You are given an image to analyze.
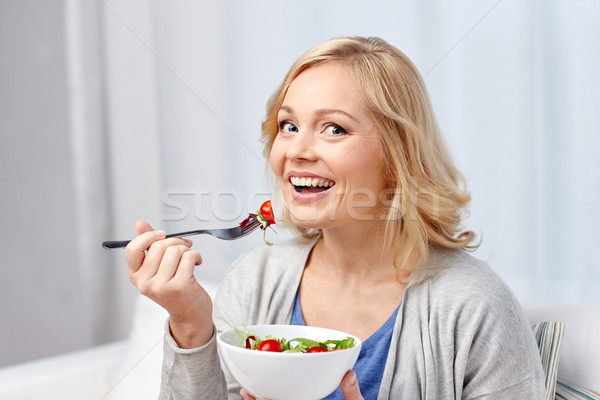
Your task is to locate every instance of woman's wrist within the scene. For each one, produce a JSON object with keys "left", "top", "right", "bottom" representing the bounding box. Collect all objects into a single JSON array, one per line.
[{"left": 169, "top": 316, "right": 214, "bottom": 349}]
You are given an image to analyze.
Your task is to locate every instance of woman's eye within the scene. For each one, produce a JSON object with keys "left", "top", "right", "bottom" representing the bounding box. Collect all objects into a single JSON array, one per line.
[
  {"left": 323, "top": 123, "right": 347, "bottom": 136},
  {"left": 280, "top": 121, "right": 298, "bottom": 133}
]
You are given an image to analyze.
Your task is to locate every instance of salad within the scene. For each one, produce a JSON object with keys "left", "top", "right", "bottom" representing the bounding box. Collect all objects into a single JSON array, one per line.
[
  {"left": 235, "top": 326, "right": 356, "bottom": 353},
  {"left": 240, "top": 200, "right": 276, "bottom": 245}
]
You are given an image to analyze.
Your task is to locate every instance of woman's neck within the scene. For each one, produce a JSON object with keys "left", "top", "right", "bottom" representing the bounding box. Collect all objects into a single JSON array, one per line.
[{"left": 309, "top": 220, "right": 414, "bottom": 285}]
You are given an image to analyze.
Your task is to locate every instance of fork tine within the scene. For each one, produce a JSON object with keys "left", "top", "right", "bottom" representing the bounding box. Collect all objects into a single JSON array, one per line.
[{"left": 241, "top": 219, "right": 262, "bottom": 236}]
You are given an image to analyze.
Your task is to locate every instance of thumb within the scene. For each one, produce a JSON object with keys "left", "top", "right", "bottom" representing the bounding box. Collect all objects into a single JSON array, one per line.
[
  {"left": 239, "top": 389, "right": 260, "bottom": 400},
  {"left": 341, "top": 370, "right": 363, "bottom": 400},
  {"left": 135, "top": 220, "right": 154, "bottom": 236}
]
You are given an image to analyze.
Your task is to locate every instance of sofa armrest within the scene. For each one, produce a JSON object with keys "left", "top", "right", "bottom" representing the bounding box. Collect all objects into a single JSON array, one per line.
[
  {"left": 522, "top": 303, "right": 600, "bottom": 392},
  {"left": 0, "top": 340, "right": 128, "bottom": 400}
]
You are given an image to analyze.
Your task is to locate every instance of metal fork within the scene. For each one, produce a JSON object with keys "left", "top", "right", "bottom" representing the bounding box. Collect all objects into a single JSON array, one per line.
[{"left": 101, "top": 218, "right": 262, "bottom": 249}]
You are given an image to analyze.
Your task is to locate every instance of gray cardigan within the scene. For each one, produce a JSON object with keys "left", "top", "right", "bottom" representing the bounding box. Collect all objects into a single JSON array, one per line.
[{"left": 160, "top": 239, "right": 546, "bottom": 399}]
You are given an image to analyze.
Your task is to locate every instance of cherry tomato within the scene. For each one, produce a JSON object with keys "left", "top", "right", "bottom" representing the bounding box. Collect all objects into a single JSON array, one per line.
[
  {"left": 257, "top": 339, "right": 283, "bottom": 352},
  {"left": 306, "top": 346, "right": 327, "bottom": 353},
  {"left": 259, "top": 200, "right": 276, "bottom": 226}
]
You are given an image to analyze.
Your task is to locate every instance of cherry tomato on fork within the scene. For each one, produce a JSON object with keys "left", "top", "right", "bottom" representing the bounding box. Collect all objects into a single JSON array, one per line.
[{"left": 258, "top": 200, "right": 275, "bottom": 226}]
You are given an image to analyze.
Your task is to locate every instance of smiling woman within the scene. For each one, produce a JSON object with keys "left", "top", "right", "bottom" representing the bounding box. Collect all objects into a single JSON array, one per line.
[
  {"left": 262, "top": 37, "right": 477, "bottom": 278},
  {"left": 126, "top": 36, "right": 547, "bottom": 400}
]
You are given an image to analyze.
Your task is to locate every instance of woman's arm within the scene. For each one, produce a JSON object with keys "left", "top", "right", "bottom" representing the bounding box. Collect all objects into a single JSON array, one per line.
[
  {"left": 126, "top": 220, "right": 228, "bottom": 399},
  {"left": 160, "top": 323, "right": 228, "bottom": 400}
]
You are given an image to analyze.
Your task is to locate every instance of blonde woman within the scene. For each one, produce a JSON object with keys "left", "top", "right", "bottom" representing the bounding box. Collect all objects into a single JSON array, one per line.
[{"left": 127, "top": 37, "right": 545, "bottom": 399}]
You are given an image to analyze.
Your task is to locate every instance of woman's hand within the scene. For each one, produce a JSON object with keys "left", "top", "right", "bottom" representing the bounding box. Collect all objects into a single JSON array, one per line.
[
  {"left": 239, "top": 370, "right": 363, "bottom": 400},
  {"left": 126, "top": 220, "right": 213, "bottom": 349},
  {"left": 339, "top": 371, "right": 364, "bottom": 399}
]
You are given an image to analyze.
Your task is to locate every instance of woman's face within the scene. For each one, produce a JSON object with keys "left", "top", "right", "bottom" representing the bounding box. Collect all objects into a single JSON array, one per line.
[{"left": 269, "top": 62, "right": 388, "bottom": 230}]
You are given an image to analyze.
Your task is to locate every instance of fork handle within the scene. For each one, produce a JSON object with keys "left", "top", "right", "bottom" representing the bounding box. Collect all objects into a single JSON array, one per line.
[
  {"left": 102, "top": 240, "right": 132, "bottom": 249},
  {"left": 102, "top": 229, "right": 208, "bottom": 249}
]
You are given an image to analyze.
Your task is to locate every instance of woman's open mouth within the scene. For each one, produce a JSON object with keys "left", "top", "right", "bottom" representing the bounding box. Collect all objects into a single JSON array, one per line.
[{"left": 290, "top": 176, "right": 336, "bottom": 194}]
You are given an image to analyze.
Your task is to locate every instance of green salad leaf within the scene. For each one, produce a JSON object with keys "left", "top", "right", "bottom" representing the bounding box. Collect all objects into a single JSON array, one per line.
[{"left": 234, "top": 326, "right": 355, "bottom": 353}]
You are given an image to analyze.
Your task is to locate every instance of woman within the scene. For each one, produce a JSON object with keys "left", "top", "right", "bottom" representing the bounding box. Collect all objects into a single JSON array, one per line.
[{"left": 126, "top": 37, "right": 545, "bottom": 399}]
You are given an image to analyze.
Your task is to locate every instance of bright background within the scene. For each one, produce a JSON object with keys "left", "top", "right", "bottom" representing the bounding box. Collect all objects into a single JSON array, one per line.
[{"left": 1, "top": 0, "right": 598, "bottom": 370}]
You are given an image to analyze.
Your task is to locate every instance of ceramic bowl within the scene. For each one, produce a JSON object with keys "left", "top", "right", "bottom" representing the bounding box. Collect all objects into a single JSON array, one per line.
[{"left": 217, "top": 324, "right": 362, "bottom": 400}]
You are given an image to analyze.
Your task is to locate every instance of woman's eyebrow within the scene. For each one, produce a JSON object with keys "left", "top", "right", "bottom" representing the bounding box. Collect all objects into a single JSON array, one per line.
[
  {"left": 315, "top": 108, "right": 359, "bottom": 123},
  {"left": 278, "top": 105, "right": 358, "bottom": 123},
  {"left": 278, "top": 105, "right": 294, "bottom": 115}
]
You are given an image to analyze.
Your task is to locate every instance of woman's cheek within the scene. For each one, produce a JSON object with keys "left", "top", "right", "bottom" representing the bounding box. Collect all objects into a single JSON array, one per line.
[{"left": 269, "top": 140, "right": 285, "bottom": 176}]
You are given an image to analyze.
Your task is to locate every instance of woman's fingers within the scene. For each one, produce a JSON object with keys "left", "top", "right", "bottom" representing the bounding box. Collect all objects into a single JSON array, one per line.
[
  {"left": 135, "top": 219, "right": 154, "bottom": 235},
  {"left": 126, "top": 229, "right": 167, "bottom": 275},
  {"left": 126, "top": 220, "right": 195, "bottom": 281},
  {"left": 174, "top": 249, "right": 203, "bottom": 279},
  {"left": 130, "top": 237, "right": 192, "bottom": 279},
  {"left": 154, "top": 245, "right": 201, "bottom": 283},
  {"left": 341, "top": 370, "right": 363, "bottom": 400},
  {"left": 239, "top": 390, "right": 259, "bottom": 400}
]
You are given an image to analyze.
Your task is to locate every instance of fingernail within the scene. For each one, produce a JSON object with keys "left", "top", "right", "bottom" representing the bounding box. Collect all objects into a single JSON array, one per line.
[{"left": 155, "top": 230, "right": 166, "bottom": 238}]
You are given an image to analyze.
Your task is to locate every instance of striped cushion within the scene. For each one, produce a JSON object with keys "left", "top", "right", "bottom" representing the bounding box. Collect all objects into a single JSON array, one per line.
[
  {"left": 555, "top": 380, "right": 600, "bottom": 400},
  {"left": 532, "top": 322, "right": 564, "bottom": 400}
]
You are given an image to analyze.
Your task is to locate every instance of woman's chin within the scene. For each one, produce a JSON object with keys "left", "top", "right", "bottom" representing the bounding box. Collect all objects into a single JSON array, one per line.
[
  {"left": 287, "top": 209, "right": 334, "bottom": 230},
  {"left": 290, "top": 217, "right": 325, "bottom": 230}
]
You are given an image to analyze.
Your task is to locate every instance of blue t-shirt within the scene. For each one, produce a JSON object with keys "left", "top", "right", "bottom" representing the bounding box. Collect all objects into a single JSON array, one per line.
[{"left": 290, "top": 291, "right": 399, "bottom": 400}]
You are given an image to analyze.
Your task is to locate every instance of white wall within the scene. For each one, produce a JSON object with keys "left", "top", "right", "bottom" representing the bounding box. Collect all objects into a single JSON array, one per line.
[{"left": 0, "top": 1, "right": 97, "bottom": 367}]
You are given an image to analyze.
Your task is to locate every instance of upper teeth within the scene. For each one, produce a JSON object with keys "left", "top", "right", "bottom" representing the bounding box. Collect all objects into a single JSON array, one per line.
[{"left": 290, "top": 176, "right": 334, "bottom": 188}]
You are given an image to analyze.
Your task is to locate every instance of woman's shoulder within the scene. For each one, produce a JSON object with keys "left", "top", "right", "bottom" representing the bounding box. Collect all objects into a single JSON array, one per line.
[
  {"left": 405, "top": 248, "right": 546, "bottom": 397},
  {"left": 405, "top": 247, "right": 538, "bottom": 358},
  {"left": 425, "top": 247, "right": 512, "bottom": 297},
  {"left": 412, "top": 247, "right": 524, "bottom": 320}
]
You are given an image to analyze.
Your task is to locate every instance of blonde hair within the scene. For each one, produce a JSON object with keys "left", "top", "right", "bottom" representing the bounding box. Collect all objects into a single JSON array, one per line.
[{"left": 261, "top": 36, "right": 478, "bottom": 284}]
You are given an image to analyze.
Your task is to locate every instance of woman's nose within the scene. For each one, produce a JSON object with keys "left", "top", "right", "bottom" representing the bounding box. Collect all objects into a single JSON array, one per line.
[{"left": 286, "top": 130, "right": 317, "bottom": 161}]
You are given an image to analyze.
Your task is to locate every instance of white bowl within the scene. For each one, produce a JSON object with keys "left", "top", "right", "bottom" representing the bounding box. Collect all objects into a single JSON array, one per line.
[{"left": 217, "top": 324, "right": 362, "bottom": 400}]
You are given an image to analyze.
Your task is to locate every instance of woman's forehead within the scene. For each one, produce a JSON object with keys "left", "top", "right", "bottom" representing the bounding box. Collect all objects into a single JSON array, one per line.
[{"left": 282, "top": 62, "right": 368, "bottom": 117}]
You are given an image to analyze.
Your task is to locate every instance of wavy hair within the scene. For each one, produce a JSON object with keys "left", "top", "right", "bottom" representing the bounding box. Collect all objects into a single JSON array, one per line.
[{"left": 261, "top": 36, "right": 478, "bottom": 284}]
